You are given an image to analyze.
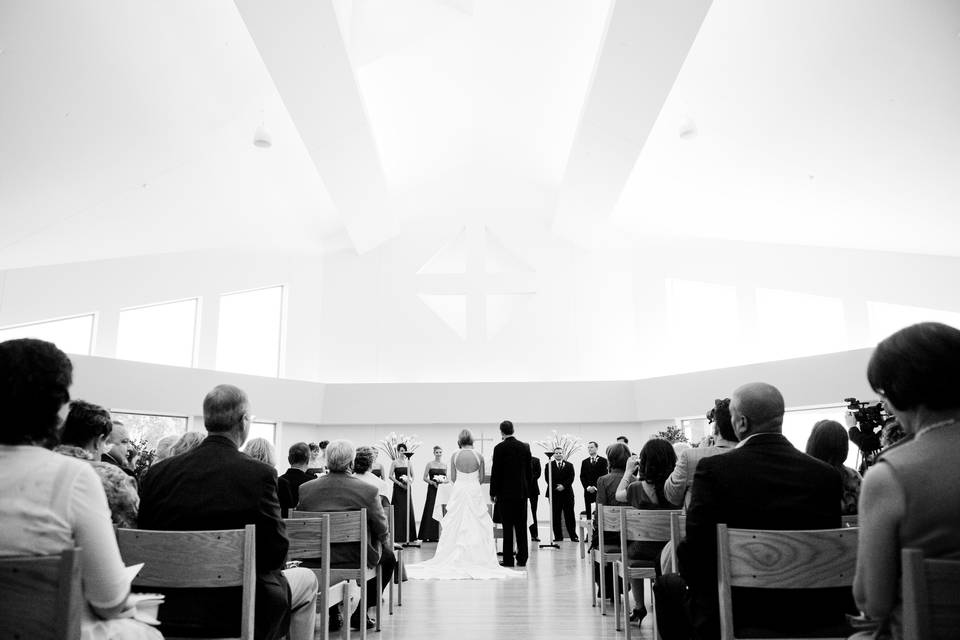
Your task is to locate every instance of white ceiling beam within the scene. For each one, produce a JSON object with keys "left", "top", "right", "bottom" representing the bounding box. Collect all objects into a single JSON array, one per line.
[
  {"left": 552, "top": 0, "right": 713, "bottom": 245},
  {"left": 234, "top": 0, "right": 396, "bottom": 253}
]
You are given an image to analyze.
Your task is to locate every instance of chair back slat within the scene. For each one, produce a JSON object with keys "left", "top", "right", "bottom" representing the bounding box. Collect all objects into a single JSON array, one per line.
[
  {"left": 291, "top": 509, "right": 365, "bottom": 544},
  {"left": 599, "top": 505, "right": 622, "bottom": 533},
  {"left": 284, "top": 516, "right": 331, "bottom": 561},
  {"left": 118, "top": 527, "right": 249, "bottom": 588},
  {"left": 902, "top": 548, "right": 960, "bottom": 640},
  {"left": 621, "top": 509, "right": 677, "bottom": 543},
  {"left": 721, "top": 526, "right": 858, "bottom": 589},
  {"left": 0, "top": 548, "right": 81, "bottom": 640},
  {"left": 670, "top": 511, "right": 687, "bottom": 570}
]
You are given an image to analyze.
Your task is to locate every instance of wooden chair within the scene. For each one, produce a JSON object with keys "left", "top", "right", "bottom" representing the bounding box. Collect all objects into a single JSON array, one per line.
[
  {"left": 284, "top": 516, "right": 354, "bottom": 640},
  {"left": 716, "top": 524, "right": 858, "bottom": 640},
  {"left": 590, "top": 505, "right": 623, "bottom": 614},
  {"left": 841, "top": 515, "right": 858, "bottom": 528},
  {"left": 0, "top": 548, "right": 82, "bottom": 640},
  {"left": 117, "top": 526, "right": 256, "bottom": 640},
  {"left": 577, "top": 514, "right": 592, "bottom": 560},
  {"left": 669, "top": 511, "right": 687, "bottom": 574},
  {"left": 612, "top": 509, "right": 678, "bottom": 640},
  {"left": 902, "top": 548, "right": 960, "bottom": 640},
  {"left": 291, "top": 509, "right": 381, "bottom": 640},
  {"left": 386, "top": 506, "right": 403, "bottom": 613}
]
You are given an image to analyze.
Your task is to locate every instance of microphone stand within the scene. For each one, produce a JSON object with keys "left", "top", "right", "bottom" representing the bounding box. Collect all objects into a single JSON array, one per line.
[{"left": 539, "top": 453, "right": 560, "bottom": 550}]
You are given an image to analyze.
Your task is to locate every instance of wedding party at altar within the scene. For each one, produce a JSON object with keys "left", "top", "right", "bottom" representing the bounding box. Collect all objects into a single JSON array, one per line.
[{"left": 2, "top": 1, "right": 959, "bottom": 639}]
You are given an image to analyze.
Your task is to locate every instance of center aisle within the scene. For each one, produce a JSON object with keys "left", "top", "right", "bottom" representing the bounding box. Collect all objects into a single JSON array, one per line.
[{"left": 376, "top": 540, "right": 657, "bottom": 640}]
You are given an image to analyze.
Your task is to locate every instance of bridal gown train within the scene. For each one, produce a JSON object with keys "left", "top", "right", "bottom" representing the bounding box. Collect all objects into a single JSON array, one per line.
[{"left": 405, "top": 452, "right": 525, "bottom": 580}]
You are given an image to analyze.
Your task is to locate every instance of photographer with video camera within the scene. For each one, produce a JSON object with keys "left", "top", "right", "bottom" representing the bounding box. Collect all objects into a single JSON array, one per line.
[{"left": 851, "top": 322, "right": 960, "bottom": 639}]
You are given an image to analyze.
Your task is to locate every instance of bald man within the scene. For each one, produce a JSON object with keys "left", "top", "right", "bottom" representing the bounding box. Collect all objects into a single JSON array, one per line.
[{"left": 658, "top": 383, "right": 849, "bottom": 639}]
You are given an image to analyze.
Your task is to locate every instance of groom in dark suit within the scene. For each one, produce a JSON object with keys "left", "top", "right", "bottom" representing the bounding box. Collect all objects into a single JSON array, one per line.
[
  {"left": 546, "top": 447, "right": 578, "bottom": 542},
  {"left": 490, "top": 420, "right": 534, "bottom": 567}
]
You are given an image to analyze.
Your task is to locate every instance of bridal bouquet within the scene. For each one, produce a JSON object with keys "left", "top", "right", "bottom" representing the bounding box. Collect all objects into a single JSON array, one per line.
[
  {"left": 377, "top": 432, "right": 423, "bottom": 461},
  {"left": 534, "top": 430, "right": 584, "bottom": 461}
]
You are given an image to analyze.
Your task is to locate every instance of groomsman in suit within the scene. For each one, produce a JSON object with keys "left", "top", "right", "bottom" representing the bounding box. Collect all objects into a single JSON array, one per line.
[
  {"left": 546, "top": 447, "right": 578, "bottom": 542},
  {"left": 579, "top": 441, "right": 607, "bottom": 516},
  {"left": 529, "top": 456, "right": 542, "bottom": 541}
]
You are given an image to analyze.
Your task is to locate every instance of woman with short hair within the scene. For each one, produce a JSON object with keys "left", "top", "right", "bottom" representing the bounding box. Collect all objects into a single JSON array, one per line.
[{"left": 806, "top": 419, "right": 861, "bottom": 515}]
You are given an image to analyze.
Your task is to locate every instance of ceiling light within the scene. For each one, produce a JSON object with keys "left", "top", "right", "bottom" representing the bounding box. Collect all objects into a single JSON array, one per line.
[{"left": 253, "top": 124, "right": 272, "bottom": 148}]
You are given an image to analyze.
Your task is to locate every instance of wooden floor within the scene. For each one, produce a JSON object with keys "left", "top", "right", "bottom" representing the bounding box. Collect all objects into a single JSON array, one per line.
[{"left": 365, "top": 540, "right": 657, "bottom": 640}]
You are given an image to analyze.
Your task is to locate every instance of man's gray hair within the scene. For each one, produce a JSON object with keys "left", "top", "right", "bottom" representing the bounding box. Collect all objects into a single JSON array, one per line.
[
  {"left": 203, "top": 384, "right": 248, "bottom": 433},
  {"left": 325, "top": 439, "right": 356, "bottom": 472}
]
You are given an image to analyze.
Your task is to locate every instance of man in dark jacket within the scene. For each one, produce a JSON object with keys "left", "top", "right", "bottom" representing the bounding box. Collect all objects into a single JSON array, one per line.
[
  {"left": 277, "top": 442, "right": 317, "bottom": 517},
  {"left": 667, "top": 382, "right": 847, "bottom": 639},
  {"left": 139, "top": 385, "right": 317, "bottom": 640},
  {"left": 490, "top": 420, "right": 534, "bottom": 567},
  {"left": 529, "top": 455, "right": 542, "bottom": 541},
  {"left": 546, "top": 447, "right": 578, "bottom": 542},
  {"left": 579, "top": 440, "right": 608, "bottom": 516}
]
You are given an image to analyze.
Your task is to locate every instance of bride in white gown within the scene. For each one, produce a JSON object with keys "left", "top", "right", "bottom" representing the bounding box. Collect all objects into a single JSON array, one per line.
[{"left": 406, "top": 431, "right": 525, "bottom": 580}]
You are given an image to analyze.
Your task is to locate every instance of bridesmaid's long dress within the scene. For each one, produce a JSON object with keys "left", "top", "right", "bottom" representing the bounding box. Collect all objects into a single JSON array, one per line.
[
  {"left": 418, "top": 468, "right": 445, "bottom": 542},
  {"left": 392, "top": 465, "right": 417, "bottom": 543}
]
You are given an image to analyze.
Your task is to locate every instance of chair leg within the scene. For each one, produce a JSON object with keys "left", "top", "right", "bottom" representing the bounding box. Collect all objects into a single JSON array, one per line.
[
  {"left": 340, "top": 599, "right": 350, "bottom": 640},
  {"left": 650, "top": 577, "right": 660, "bottom": 640},
  {"left": 613, "top": 562, "right": 622, "bottom": 631},
  {"left": 359, "top": 577, "right": 367, "bottom": 640},
  {"left": 388, "top": 570, "right": 394, "bottom": 615},
  {"left": 624, "top": 573, "right": 632, "bottom": 640},
  {"left": 319, "top": 592, "right": 329, "bottom": 640},
  {"left": 591, "top": 555, "right": 598, "bottom": 608},
  {"left": 600, "top": 560, "right": 608, "bottom": 615},
  {"left": 375, "top": 570, "right": 382, "bottom": 632},
  {"left": 396, "top": 555, "right": 403, "bottom": 607}
]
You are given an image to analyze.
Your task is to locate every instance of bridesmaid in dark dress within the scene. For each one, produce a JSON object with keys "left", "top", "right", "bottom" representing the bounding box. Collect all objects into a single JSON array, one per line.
[
  {"left": 390, "top": 443, "right": 418, "bottom": 543},
  {"left": 418, "top": 446, "right": 447, "bottom": 542}
]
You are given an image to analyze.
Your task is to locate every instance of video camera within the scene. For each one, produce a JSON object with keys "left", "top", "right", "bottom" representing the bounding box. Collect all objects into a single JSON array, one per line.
[{"left": 845, "top": 397, "right": 887, "bottom": 454}]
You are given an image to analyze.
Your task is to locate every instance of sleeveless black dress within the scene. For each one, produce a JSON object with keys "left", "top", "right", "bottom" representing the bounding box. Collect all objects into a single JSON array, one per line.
[
  {"left": 418, "top": 467, "right": 446, "bottom": 542},
  {"left": 392, "top": 465, "right": 418, "bottom": 543}
]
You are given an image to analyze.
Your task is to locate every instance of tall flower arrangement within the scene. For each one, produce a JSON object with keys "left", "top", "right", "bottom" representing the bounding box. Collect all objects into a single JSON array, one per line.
[
  {"left": 653, "top": 424, "right": 689, "bottom": 444},
  {"left": 130, "top": 436, "right": 157, "bottom": 483},
  {"left": 534, "top": 430, "right": 584, "bottom": 461},
  {"left": 377, "top": 432, "right": 423, "bottom": 460}
]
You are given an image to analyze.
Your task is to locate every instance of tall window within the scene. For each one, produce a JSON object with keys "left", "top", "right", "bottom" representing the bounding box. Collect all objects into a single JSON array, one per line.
[
  {"left": 867, "top": 301, "right": 960, "bottom": 344},
  {"left": 755, "top": 288, "right": 846, "bottom": 361},
  {"left": 116, "top": 298, "right": 199, "bottom": 367},
  {"left": 244, "top": 420, "right": 278, "bottom": 449},
  {"left": 111, "top": 411, "right": 189, "bottom": 450},
  {"left": 0, "top": 314, "right": 95, "bottom": 355},
  {"left": 216, "top": 286, "right": 284, "bottom": 377}
]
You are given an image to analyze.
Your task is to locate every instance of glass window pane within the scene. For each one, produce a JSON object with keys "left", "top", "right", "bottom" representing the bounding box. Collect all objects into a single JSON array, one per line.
[
  {"left": 117, "top": 299, "right": 198, "bottom": 367},
  {"left": 0, "top": 314, "right": 95, "bottom": 355},
  {"left": 216, "top": 286, "right": 284, "bottom": 377},
  {"left": 111, "top": 412, "right": 189, "bottom": 451},
  {"left": 665, "top": 279, "right": 740, "bottom": 373},
  {"left": 755, "top": 288, "right": 846, "bottom": 361},
  {"left": 245, "top": 421, "right": 277, "bottom": 448},
  {"left": 867, "top": 301, "right": 960, "bottom": 345}
]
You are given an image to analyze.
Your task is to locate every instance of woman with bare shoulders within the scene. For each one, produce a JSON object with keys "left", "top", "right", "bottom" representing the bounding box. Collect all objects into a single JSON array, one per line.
[{"left": 406, "top": 429, "right": 524, "bottom": 580}]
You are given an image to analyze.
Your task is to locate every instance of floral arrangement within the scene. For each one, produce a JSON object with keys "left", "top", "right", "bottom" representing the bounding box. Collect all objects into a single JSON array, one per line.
[
  {"left": 377, "top": 432, "right": 423, "bottom": 461},
  {"left": 534, "top": 430, "right": 583, "bottom": 461},
  {"left": 653, "top": 424, "right": 689, "bottom": 444},
  {"left": 129, "top": 436, "right": 157, "bottom": 483}
]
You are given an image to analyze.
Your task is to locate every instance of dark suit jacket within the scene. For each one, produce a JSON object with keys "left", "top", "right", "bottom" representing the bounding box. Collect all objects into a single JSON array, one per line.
[
  {"left": 489, "top": 436, "right": 533, "bottom": 501},
  {"left": 277, "top": 467, "right": 316, "bottom": 518},
  {"left": 580, "top": 456, "right": 608, "bottom": 489},
  {"left": 138, "top": 435, "right": 290, "bottom": 640},
  {"left": 545, "top": 459, "right": 575, "bottom": 498},
  {"left": 296, "top": 472, "right": 389, "bottom": 569},
  {"left": 530, "top": 457, "right": 542, "bottom": 497},
  {"left": 679, "top": 433, "right": 846, "bottom": 637}
]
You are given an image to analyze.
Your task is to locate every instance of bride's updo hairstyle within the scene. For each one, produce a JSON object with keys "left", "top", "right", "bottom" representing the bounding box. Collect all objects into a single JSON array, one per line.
[{"left": 458, "top": 429, "right": 474, "bottom": 448}]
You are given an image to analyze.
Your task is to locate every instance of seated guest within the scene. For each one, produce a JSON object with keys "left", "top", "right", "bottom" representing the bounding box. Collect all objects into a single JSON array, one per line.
[
  {"left": 277, "top": 442, "right": 317, "bottom": 518},
  {"left": 139, "top": 384, "right": 317, "bottom": 640},
  {"left": 592, "top": 442, "right": 631, "bottom": 599},
  {"left": 298, "top": 440, "right": 397, "bottom": 631},
  {"left": 154, "top": 433, "right": 180, "bottom": 461},
  {"left": 805, "top": 419, "right": 861, "bottom": 515},
  {"left": 0, "top": 339, "right": 161, "bottom": 640},
  {"left": 616, "top": 435, "right": 629, "bottom": 445},
  {"left": 354, "top": 445, "right": 391, "bottom": 507},
  {"left": 167, "top": 431, "right": 204, "bottom": 458},
  {"left": 658, "top": 382, "right": 846, "bottom": 640},
  {"left": 852, "top": 322, "right": 960, "bottom": 639},
  {"left": 101, "top": 419, "right": 136, "bottom": 479},
  {"left": 55, "top": 399, "right": 139, "bottom": 528},
  {"left": 664, "top": 398, "right": 737, "bottom": 510},
  {"left": 306, "top": 440, "right": 328, "bottom": 475},
  {"left": 243, "top": 437, "right": 277, "bottom": 467},
  {"left": 615, "top": 438, "right": 678, "bottom": 626}
]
